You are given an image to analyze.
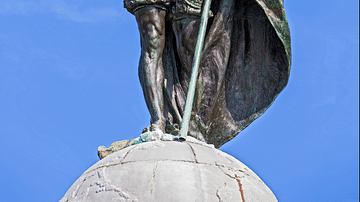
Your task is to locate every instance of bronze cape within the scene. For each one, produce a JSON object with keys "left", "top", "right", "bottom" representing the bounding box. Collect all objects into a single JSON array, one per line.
[{"left": 155, "top": 0, "right": 291, "bottom": 148}]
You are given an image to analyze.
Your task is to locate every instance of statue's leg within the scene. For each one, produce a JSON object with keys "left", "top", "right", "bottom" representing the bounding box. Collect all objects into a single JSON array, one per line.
[
  {"left": 172, "top": 18, "right": 207, "bottom": 141},
  {"left": 172, "top": 18, "right": 200, "bottom": 90},
  {"left": 135, "top": 7, "right": 166, "bottom": 132},
  {"left": 172, "top": 18, "right": 202, "bottom": 106}
]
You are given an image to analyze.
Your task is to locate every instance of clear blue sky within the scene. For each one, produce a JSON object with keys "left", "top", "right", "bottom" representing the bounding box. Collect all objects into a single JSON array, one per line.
[{"left": 0, "top": 0, "right": 358, "bottom": 201}]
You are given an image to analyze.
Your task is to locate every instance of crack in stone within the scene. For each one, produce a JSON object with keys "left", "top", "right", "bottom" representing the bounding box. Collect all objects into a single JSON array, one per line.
[
  {"left": 85, "top": 158, "right": 245, "bottom": 179},
  {"left": 83, "top": 145, "right": 138, "bottom": 175},
  {"left": 225, "top": 156, "right": 234, "bottom": 163},
  {"left": 122, "top": 159, "right": 196, "bottom": 164},
  {"left": 80, "top": 157, "right": 248, "bottom": 200},
  {"left": 185, "top": 140, "right": 215, "bottom": 148},
  {"left": 216, "top": 165, "right": 246, "bottom": 202},
  {"left": 216, "top": 187, "right": 222, "bottom": 202},
  {"left": 150, "top": 162, "right": 158, "bottom": 202},
  {"left": 215, "top": 164, "right": 236, "bottom": 178},
  {"left": 120, "top": 145, "right": 138, "bottom": 164},
  {"left": 73, "top": 176, "right": 87, "bottom": 199},
  {"left": 186, "top": 142, "right": 199, "bottom": 163},
  {"left": 235, "top": 174, "right": 246, "bottom": 202},
  {"left": 87, "top": 143, "right": 244, "bottom": 176}
]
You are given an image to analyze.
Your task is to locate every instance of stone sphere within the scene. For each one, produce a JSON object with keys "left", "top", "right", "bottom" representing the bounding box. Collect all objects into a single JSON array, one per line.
[{"left": 60, "top": 139, "right": 277, "bottom": 202}]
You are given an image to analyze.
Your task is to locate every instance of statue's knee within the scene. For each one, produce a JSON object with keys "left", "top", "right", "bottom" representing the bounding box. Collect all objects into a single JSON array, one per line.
[{"left": 145, "top": 33, "right": 164, "bottom": 58}]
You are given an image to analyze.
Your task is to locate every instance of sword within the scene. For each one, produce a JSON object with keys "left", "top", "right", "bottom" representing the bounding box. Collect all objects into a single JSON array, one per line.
[{"left": 179, "top": 0, "right": 213, "bottom": 141}]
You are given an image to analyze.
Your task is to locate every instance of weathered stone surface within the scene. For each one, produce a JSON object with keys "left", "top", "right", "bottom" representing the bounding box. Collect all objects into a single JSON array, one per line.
[
  {"left": 124, "top": 141, "right": 194, "bottom": 163},
  {"left": 97, "top": 132, "right": 180, "bottom": 159},
  {"left": 60, "top": 140, "right": 277, "bottom": 202}
]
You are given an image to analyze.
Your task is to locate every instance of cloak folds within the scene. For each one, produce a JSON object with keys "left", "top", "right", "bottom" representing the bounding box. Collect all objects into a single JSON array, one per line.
[{"left": 161, "top": 0, "right": 291, "bottom": 148}]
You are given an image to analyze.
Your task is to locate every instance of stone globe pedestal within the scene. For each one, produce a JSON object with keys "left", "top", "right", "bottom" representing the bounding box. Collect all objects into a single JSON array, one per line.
[{"left": 60, "top": 139, "right": 277, "bottom": 202}]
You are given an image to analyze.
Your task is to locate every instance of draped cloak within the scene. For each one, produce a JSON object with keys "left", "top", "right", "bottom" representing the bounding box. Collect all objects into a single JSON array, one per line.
[{"left": 159, "top": 0, "right": 291, "bottom": 148}]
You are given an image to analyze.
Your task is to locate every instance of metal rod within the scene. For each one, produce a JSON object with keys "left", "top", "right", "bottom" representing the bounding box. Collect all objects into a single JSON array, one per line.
[{"left": 178, "top": 0, "right": 213, "bottom": 141}]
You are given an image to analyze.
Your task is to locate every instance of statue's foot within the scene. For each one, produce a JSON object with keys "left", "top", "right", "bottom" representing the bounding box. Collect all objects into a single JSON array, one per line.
[
  {"left": 142, "top": 124, "right": 164, "bottom": 133},
  {"left": 97, "top": 124, "right": 177, "bottom": 160},
  {"left": 165, "top": 123, "right": 180, "bottom": 136},
  {"left": 142, "top": 125, "right": 151, "bottom": 133},
  {"left": 140, "top": 124, "right": 179, "bottom": 142},
  {"left": 141, "top": 124, "right": 164, "bottom": 142}
]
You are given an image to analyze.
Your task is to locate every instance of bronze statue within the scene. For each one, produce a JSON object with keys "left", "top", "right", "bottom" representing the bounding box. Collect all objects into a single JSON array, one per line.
[{"left": 124, "top": 0, "right": 291, "bottom": 148}]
